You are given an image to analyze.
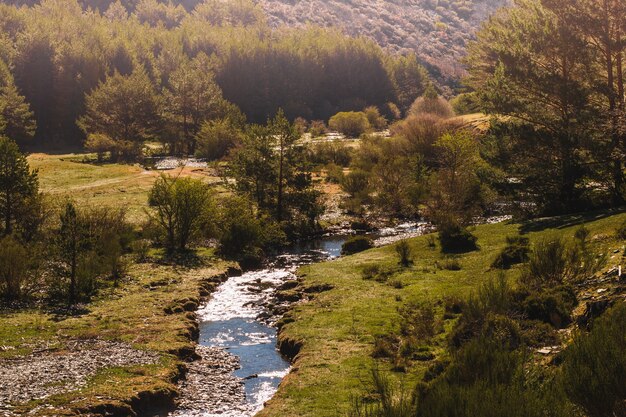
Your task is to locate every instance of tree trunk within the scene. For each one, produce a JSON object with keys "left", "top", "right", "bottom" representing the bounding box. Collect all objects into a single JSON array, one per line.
[{"left": 277, "top": 138, "right": 284, "bottom": 221}]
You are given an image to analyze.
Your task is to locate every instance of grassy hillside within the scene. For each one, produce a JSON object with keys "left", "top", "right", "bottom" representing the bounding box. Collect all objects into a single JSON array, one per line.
[
  {"left": 259, "top": 210, "right": 626, "bottom": 417},
  {"left": 257, "top": 0, "right": 510, "bottom": 82}
]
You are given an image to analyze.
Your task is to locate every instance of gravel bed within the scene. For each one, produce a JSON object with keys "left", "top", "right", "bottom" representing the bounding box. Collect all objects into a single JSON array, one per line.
[
  {"left": 170, "top": 346, "right": 251, "bottom": 417},
  {"left": 0, "top": 339, "right": 159, "bottom": 414}
]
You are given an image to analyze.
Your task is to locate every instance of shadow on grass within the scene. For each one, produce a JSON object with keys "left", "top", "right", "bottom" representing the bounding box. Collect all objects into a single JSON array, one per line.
[{"left": 519, "top": 207, "right": 626, "bottom": 234}]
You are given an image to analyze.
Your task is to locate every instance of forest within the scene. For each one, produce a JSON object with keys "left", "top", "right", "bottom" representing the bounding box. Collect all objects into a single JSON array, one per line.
[
  {"left": 0, "top": 0, "right": 428, "bottom": 149},
  {"left": 0, "top": 0, "right": 625, "bottom": 416}
]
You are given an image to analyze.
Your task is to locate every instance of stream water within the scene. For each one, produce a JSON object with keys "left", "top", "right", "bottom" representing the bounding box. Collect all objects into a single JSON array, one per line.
[{"left": 176, "top": 222, "right": 433, "bottom": 417}]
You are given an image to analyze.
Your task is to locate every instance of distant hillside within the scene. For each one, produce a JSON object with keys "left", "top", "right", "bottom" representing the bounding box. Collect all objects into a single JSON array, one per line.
[{"left": 255, "top": 0, "right": 510, "bottom": 83}]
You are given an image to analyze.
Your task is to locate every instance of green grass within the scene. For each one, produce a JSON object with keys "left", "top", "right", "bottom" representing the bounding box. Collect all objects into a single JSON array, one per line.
[
  {"left": 28, "top": 153, "right": 222, "bottom": 223},
  {"left": 259, "top": 210, "right": 626, "bottom": 417}
]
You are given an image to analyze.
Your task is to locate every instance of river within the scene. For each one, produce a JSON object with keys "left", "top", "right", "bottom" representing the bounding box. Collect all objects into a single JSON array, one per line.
[{"left": 170, "top": 222, "right": 433, "bottom": 417}]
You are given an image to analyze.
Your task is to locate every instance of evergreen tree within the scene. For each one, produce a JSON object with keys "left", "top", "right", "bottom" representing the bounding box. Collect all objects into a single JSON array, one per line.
[
  {"left": 0, "top": 136, "right": 38, "bottom": 236},
  {"left": 78, "top": 69, "right": 161, "bottom": 153}
]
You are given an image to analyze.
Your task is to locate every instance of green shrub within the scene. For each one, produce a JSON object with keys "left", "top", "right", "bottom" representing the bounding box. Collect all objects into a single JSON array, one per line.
[
  {"left": 492, "top": 236, "right": 529, "bottom": 269},
  {"left": 308, "top": 120, "right": 327, "bottom": 137},
  {"left": 341, "top": 170, "right": 370, "bottom": 197},
  {"left": 395, "top": 240, "right": 413, "bottom": 267},
  {"left": 522, "top": 235, "right": 605, "bottom": 290},
  {"left": 561, "top": 302, "right": 626, "bottom": 417},
  {"left": 218, "top": 196, "right": 286, "bottom": 261},
  {"left": 363, "top": 106, "right": 388, "bottom": 130},
  {"left": 399, "top": 302, "right": 438, "bottom": 341},
  {"left": 148, "top": 175, "right": 217, "bottom": 251},
  {"left": 481, "top": 313, "right": 522, "bottom": 349},
  {"left": 342, "top": 236, "right": 374, "bottom": 255},
  {"left": 438, "top": 222, "right": 478, "bottom": 253},
  {"left": 131, "top": 239, "right": 151, "bottom": 262},
  {"left": 415, "top": 337, "right": 573, "bottom": 417},
  {"left": 329, "top": 111, "right": 371, "bottom": 137},
  {"left": 325, "top": 163, "right": 344, "bottom": 184},
  {"left": 195, "top": 118, "right": 243, "bottom": 161},
  {"left": 361, "top": 264, "right": 394, "bottom": 282},
  {"left": 521, "top": 286, "right": 577, "bottom": 328}
]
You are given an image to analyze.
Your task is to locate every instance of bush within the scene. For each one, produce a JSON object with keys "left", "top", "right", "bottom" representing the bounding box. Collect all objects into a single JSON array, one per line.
[
  {"left": 148, "top": 175, "right": 216, "bottom": 251},
  {"left": 522, "top": 286, "right": 577, "bottom": 328},
  {"left": 342, "top": 235, "right": 374, "bottom": 255},
  {"left": 341, "top": 170, "right": 370, "bottom": 197},
  {"left": 195, "top": 118, "right": 243, "bottom": 161},
  {"left": 308, "top": 120, "right": 328, "bottom": 137},
  {"left": 492, "top": 236, "right": 529, "bottom": 269},
  {"left": 361, "top": 264, "right": 394, "bottom": 282},
  {"left": 395, "top": 240, "right": 413, "bottom": 267},
  {"left": 408, "top": 86, "right": 455, "bottom": 119},
  {"left": 131, "top": 239, "right": 151, "bottom": 262},
  {"left": 363, "top": 106, "right": 388, "bottom": 130},
  {"left": 561, "top": 302, "right": 626, "bottom": 417},
  {"left": 521, "top": 234, "right": 605, "bottom": 290},
  {"left": 217, "top": 196, "right": 286, "bottom": 261},
  {"left": 329, "top": 111, "right": 371, "bottom": 137},
  {"left": 438, "top": 222, "right": 478, "bottom": 253},
  {"left": 51, "top": 203, "right": 132, "bottom": 303},
  {"left": 415, "top": 336, "right": 572, "bottom": 417},
  {"left": 325, "top": 163, "right": 344, "bottom": 184},
  {"left": 308, "top": 142, "right": 353, "bottom": 167},
  {"left": 0, "top": 236, "right": 31, "bottom": 301}
]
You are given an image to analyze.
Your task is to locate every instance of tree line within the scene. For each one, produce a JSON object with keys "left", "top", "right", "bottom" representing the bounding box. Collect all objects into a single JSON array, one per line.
[{"left": 0, "top": 0, "right": 429, "bottom": 150}]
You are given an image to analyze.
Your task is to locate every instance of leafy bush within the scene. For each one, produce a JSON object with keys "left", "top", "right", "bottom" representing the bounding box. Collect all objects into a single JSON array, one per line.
[
  {"left": 399, "top": 301, "right": 439, "bottom": 342},
  {"left": 521, "top": 286, "right": 577, "bottom": 328},
  {"left": 342, "top": 236, "right": 374, "bottom": 255},
  {"left": 361, "top": 264, "right": 395, "bottom": 282},
  {"left": 308, "top": 142, "right": 353, "bottom": 167},
  {"left": 492, "top": 236, "right": 529, "bottom": 269},
  {"left": 363, "top": 106, "right": 388, "bottom": 130},
  {"left": 50, "top": 203, "right": 132, "bottom": 303},
  {"left": 450, "top": 274, "right": 512, "bottom": 348},
  {"left": 148, "top": 175, "right": 216, "bottom": 251},
  {"left": 195, "top": 118, "right": 243, "bottom": 161},
  {"left": 415, "top": 336, "right": 572, "bottom": 417},
  {"left": 329, "top": 111, "right": 371, "bottom": 137},
  {"left": 395, "top": 240, "right": 413, "bottom": 267},
  {"left": 217, "top": 195, "right": 286, "bottom": 263},
  {"left": 521, "top": 233, "right": 605, "bottom": 290},
  {"left": 561, "top": 302, "right": 626, "bottom": 417},
  {"left": 308, "top": 120, "right": 328, "bottom": 137},
  {"left": 438, "top": 222, "right": 478, "bottom": 253},
  {"left": 341, "top": 170, "right": 370, "bottom": 197},
  {"left": 408, "top": 86, "right": 455, "bottom": 119},
  {"left": 325, "top": 163, "right": 344, "bottom": 184}
]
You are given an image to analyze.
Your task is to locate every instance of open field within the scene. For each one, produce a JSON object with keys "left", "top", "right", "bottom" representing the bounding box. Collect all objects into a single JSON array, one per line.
[
  {"left": 28, "top": 154, "right": 222, "bottom": 223},
  {"left": 259, "top": 210, "right": 626, "bottom": 417}
]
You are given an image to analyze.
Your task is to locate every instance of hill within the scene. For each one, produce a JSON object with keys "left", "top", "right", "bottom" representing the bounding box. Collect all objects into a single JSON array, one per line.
[{"left": 256, "top": 0, "right": 510, "bottom": 83}]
